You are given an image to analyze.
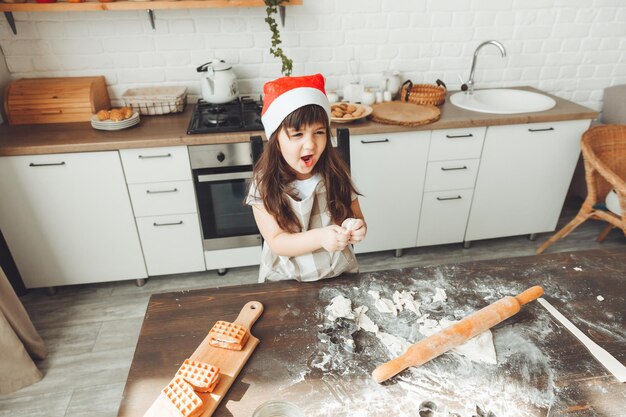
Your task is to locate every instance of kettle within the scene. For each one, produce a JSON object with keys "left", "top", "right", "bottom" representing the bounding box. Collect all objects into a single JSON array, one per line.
[{"left": 196, "top": 59, "right": 239, "bottom": 104}]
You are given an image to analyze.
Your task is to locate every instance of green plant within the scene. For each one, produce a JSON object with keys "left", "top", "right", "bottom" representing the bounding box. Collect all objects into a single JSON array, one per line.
[{"left": 265, "top": 0, "right": 293, "bottom": 76}]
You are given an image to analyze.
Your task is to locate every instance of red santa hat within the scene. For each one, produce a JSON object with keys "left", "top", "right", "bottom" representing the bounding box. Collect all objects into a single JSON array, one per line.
[{"left": 261, "top": 73, "right": 331, "bottom": 138}]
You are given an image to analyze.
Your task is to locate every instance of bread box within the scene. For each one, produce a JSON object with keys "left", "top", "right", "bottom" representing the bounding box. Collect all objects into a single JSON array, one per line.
[{"left": 4, "top": 76, "right": 111, "bottom": 125}]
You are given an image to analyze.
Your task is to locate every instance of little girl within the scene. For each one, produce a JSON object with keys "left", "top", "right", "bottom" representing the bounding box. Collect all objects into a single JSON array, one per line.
[{"left": 246, "top": 73, "right": 367, "bottom": 282}]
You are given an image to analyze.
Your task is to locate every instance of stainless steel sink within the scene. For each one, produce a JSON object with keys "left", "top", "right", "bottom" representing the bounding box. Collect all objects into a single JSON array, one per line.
[{"left": 450, "top": 89, "right": 556, "bottom": 114}]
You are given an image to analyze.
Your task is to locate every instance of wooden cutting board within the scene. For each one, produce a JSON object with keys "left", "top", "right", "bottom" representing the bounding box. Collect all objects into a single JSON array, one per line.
[
  {"left": 370, "top": 101, "right": 440, "bottom": 126},
  {"left": 143, "top": 301, "right": 264, "bottom": 417}
]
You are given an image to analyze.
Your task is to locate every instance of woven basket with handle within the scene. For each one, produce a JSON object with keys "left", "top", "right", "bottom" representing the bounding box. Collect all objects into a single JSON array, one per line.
[{"left": 400, "top": 79, "right": 447, "bottom": 106}]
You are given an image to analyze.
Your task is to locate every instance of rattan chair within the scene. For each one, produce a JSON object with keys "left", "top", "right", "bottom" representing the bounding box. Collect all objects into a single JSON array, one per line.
[{"left": 536, "top": 125, "right": 626, "bottom": 255}]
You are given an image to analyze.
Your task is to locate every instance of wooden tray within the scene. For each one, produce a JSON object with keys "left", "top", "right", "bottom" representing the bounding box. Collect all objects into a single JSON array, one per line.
[
  {"left": 143, "top": 301, "right": 264, "bottom": 417},
  {"left": 370, "top": 101, "right": 440, "bottom": 126}
]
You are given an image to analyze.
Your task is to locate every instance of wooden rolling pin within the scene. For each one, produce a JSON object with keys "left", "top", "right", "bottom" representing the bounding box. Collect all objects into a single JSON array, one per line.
[{"left": 372, "top": 285, "right": 544, "bottom": 383}]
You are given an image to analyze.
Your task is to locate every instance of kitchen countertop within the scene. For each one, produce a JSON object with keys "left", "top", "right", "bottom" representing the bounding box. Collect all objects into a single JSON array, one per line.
[
  {"left": 117, "top": 248, "right": 625, "bottom": 417},
  {"left": 0, "top": 87, "right": 597, "bottom": 157}
]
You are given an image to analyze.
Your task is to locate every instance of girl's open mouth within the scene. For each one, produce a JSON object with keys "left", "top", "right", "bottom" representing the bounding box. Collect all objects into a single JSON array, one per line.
[{"left": 301, "top": 155, "right": 314, "bottom": 167}]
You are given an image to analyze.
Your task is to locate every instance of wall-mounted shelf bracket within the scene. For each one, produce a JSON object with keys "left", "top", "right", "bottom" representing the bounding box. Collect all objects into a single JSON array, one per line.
[
  {"left": 147, "top": 9, "right": 156, "bottom": 30},
  {"left": 4, "top": 11, "right": 17, "bottom": 35},
  {"left": 279, "top": 5, "right": 285, "bottom": 27}
]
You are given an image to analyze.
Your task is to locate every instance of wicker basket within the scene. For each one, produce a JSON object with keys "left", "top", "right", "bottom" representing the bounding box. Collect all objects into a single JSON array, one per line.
[
  {"left": 122, "top": 86, "right": 187, "bottom": 116},
  {"left": 400, "top": 79, "right": 447, "bottom": 106}
]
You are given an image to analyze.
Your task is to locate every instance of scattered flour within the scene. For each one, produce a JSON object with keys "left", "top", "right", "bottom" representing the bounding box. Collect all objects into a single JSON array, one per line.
[
  {"left": 432, "top": 287, "right": 448, "bottom": 303},
  {"left": 326, "top": 295, "right": 354, "bottom": 321},
  {"left": 368, "top": 290, "right": 380, "bottom": 300},
  {"left": 326, "top": 289, "right": 498, "bottom": 365},
  {"left": 284, "top": 265, "right": 568, "bottom": 417},
  {"left": 353, "top": 306, "right": 378, "bottom": 333},
  {"left": 375, "top": 332, "right": 411, "bottom": 357},
  {"left": 393, "top": 290, "right": 421, "bottom": 315},
  {"left": 374, "top": 297, "right": 397, "bottom": 315},
  {"left": 419, "top": 318, "right": 497, "bottom": 365}
]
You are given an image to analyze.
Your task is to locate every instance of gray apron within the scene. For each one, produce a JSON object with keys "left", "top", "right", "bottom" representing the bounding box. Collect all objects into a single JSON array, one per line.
[{"left": 259, "top": 180, "right": 358, "bottom": 282}]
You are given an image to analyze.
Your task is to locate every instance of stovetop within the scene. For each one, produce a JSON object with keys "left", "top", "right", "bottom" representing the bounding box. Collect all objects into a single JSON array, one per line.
[{"left": 186, "top": 96, "right": 264, "bottom": 135}]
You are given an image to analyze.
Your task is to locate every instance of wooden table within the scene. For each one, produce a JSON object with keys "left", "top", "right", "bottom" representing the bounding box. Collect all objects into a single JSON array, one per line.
[{"left": 117, "top": 249, "right": 626, "bottom": 417}]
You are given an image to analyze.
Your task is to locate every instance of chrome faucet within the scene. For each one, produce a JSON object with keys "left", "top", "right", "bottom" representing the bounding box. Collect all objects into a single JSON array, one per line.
[{"left": 464, "top": 40, "right": 507, "bottom": 95}]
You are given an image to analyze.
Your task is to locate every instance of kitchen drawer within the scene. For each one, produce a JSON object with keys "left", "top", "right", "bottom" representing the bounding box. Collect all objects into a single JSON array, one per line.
[
  {"left": 204, "top": 246, "right": 261, "bottom": 271},
  {"left": 424, "top": 159, "right": 480, "bottom": 192},
  {"left": 416, "top": 189, "right": 473, "bottom": 247},
  {"left": 120, "top": 146, "right": 192, "bottom": 184},
  {"left": 128, "top": 180, "right": 197, "bottom": 217},
  {"left": 136, "top": 213, "right": 205, "bottom": 276},
  {"left": 429, "top": 127, "right": 486, "bottom": 161}
]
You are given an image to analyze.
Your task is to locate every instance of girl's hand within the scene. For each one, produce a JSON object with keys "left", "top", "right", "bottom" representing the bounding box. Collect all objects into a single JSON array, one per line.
[
  {"left": 320, "top": 225, "right": 350, "bottom": 252},
  {"left": 342, "top": 218, "right": 367, "bottom": 244}
]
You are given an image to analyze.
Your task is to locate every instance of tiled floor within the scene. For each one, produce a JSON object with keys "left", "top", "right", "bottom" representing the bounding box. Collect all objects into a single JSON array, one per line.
[{"left": 1, "top": 200, "right": 625, "bottom": 417}]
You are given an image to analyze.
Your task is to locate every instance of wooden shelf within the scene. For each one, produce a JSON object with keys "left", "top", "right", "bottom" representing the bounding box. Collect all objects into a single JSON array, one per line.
[{"left": 0, "top": 0, "right": 301, "bottom": 13}]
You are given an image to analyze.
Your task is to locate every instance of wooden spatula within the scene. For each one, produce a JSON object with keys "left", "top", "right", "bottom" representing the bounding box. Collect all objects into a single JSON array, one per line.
[{"left": 372, "top": 286, "right": 544, "bottom": 383}]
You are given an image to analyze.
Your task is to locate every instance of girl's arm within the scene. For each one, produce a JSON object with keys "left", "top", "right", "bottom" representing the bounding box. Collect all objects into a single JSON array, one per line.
[{"left": 251, "top": 204, "right": 350, "bottom": 257}]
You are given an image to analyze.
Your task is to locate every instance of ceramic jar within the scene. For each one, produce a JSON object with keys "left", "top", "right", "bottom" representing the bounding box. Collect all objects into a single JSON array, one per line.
[
  {"left": 361, "top": 90, "right": 376, "bottom": 106},
  {"left": 380, "top": 70, "right": 402, "bottom": 96},
  {"left": 343, "top": 82, "right": 364, "bottom": 103},
  {"left": 326, "top": 91, "right": 339, "bottom": 103}
]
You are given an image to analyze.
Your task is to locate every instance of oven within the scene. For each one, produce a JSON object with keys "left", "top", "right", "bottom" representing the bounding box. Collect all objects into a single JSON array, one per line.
[{"left": 189, "top": 142, "right": 261, "bottom": 251}]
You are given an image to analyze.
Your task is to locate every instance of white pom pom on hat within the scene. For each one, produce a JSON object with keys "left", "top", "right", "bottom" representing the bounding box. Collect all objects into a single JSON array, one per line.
[{"left": 261, "top": 73, "right": 331, "bottom": 138}]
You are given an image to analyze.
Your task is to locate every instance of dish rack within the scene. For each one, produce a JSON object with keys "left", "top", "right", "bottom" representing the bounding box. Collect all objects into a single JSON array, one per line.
[{"left": 122, "top": 86, "right": 187, "bottom": 115}]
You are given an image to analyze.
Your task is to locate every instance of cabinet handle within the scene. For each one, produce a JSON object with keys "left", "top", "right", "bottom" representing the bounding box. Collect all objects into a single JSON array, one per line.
[
  {"left": 146, "top": 188, "right": 178, "bottom": 194},
  {"left": 138, "top": 153, "right": 172, "bottom": 159},
  {"left": 29, "top": 162, "right": 66, "bottom": 167},
  {"left": 441, "top": 165, "right": 468, "bottom": 171},
  {"left": 528, "top": 127, "right": 554, "bottom": 132},
  {"left": 445, "top": 133, "right": 473, "bottom": 138},
  {"left": 436, "top": 195, "right": 462, "bottom": 201},
  {"left": 153, "top": 220, "right": 184, "bottom": 227},
  {"left": 360, "top": 138, "right": 390, "bottom": 144}
]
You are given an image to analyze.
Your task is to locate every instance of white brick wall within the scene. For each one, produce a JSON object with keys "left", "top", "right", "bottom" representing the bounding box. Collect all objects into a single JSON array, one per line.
[{"left": 0, "top": 1, "right": 625, "bottom": 111}]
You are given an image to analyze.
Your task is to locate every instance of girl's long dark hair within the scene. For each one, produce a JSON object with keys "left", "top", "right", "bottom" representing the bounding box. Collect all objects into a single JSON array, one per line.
[{"left": 251, "top": 104, "right": 359, "bottom": 233}]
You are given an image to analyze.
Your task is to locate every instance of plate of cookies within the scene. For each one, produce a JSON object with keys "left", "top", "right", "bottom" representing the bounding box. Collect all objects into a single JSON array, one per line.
[
  {"left": 91, "top": 106, "right": 140, "bottom": 131},
  {"left": 330, "top": 102, "right": 373, "bottom": 123}
]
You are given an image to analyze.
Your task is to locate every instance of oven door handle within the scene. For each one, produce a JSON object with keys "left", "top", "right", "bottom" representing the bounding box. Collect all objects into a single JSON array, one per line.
[{"left": 197, "top": 171, "right": 252, "bottom": 182}]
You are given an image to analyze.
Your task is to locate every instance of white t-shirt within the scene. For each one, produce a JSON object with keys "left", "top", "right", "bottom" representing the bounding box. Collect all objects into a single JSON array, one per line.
[
  {"left": 246, "top": 173, "right": 356, "bottom": 206},
  {"left": 292, "top": 174, "right": 322, "bottom": 201},
  {"left": 246, "top": 174, "right": 322, "bottom": 205}
]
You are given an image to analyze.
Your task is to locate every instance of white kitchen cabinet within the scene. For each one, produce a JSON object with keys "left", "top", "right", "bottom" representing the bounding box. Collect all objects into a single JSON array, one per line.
[
  {"left": 350, "top": 131, "right": 430, "bottom": 254},
  {"left": 465, "top": 120, "right": 592, "bottom": 241},
  {"left": 0, "top": 152, "right": 147, "bottom": 288},
  {"left": 416, "top": 127, "right": 485, "bottom": 247},
  {"left": 135, "top": 213, "right": 205, "bottom": 276},
  {"left": 417, "top": 189, "right": 474, "bottom": 246},
  {"left": 120, "top": 146, "right": 205, "bottom": 276}
]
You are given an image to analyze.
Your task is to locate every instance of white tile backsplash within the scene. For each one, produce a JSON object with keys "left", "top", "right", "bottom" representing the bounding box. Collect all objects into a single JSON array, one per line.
[{"left": 0, "top": 1, "right": 624, "bottom": 110}]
